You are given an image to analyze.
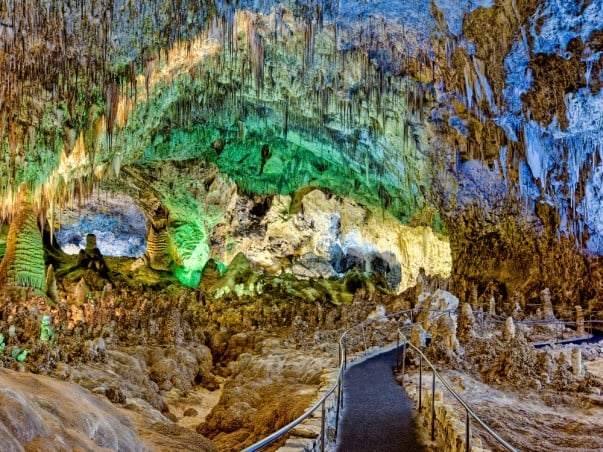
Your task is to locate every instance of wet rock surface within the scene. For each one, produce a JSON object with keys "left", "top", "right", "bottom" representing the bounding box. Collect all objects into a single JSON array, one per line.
[{"left": 0, "top": 368, "right": 144, "bottom": 451}]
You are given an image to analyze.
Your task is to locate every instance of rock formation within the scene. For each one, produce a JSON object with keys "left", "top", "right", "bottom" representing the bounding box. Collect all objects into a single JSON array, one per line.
[
  {"left": 0, "top": 195, "right": 46, "bottom": 293},
  {"left": 0, "top": 0, "right": 601, "bottom": 450},
  {"left": 503, "top": 316, "right": 515, "bottom": 342},
  {"left": 457, "top": 302, "right": 475, "bottom": 344},
  {"left": 575, "top": 305, "right": 586, "bottom": 337}
]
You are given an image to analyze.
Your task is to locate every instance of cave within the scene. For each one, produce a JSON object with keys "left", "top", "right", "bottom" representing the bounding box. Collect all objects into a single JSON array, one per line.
[{"left": 0, "top": 1, "right": 602, "bottom": 451}]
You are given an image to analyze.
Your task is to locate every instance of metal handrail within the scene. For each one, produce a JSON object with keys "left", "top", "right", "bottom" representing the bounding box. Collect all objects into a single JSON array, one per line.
[
  {"left": 242, "top": 308, "right": 417, "bottom": 452},
  {"left": 241, "top": 331, "right": 344, "bottom": 452},
  {"left": 399, "top": 330, "right": 519, "bottom": 452},
  {"left": 243, "top": 306, "right": 539, "bottom": 451}
]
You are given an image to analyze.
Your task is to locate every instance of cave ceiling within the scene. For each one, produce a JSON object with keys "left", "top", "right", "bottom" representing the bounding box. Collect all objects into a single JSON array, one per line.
[{"left": 0, "top": 0, "right": 601, "bottom": 297}]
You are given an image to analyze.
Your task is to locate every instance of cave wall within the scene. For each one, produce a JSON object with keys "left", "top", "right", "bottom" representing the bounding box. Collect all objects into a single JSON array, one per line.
[
  {"left": 428, "top": 0, "right": 603, "bottom": 309},
  {"left": 0, "top": 0, "right": 601, "bottom": 309}
]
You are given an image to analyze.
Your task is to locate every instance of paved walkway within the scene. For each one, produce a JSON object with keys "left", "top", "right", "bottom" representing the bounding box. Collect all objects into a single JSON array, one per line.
[{"left": 335, "top": 348, "right": 424, "bottom": 452}]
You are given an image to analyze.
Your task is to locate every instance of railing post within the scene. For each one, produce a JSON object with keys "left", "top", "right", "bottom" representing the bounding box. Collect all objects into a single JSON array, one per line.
[
  {"left": 396, "top": 333, "right": 400, "bottom": 370},
  {"left": 466, "top": 408, "right": 470, "bottom": 452},
  {"left": 335, "top": 376, "right": 341, "bottom": 439},
  {"left": 431, "top": 371, "right": 436, "bottom": 441},
  {"left": 419, "top": 354, "right": 423, "bottom": 410},
  {"left": 344, "top": 340, "right": 347, "bottom": 370},
  {"left": 321, "top": 400, "right": 326, "bottom": 452},
  {"left": 589, "top": 314, "right": 592, "bottom": 336},
  {"left": 402, "top": 343, "right": 406, "bottom": 378}
]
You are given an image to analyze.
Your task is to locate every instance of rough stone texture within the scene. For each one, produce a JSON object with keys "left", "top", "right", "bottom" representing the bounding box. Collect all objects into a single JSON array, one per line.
[
  {"left": 196, "top": 340, "right": 329, "bottom": 451},
  {"left": 431, "top": 0, "right": 603, "bottom": 318},
  {"left": 0, "top": 255, "right": 398, "bottom": 452},
  {"left": 427, "top": 314, "right": 462, "bottom": 364},
  {"left": 410, "top": 323, "right": 428, "bottom": 349},
  {"left": 54, "top": 191, "right": 147, "bottom": 258},
  {"left": 416, "top": 289, "right": 459, "bottom": 313},
  {"left": 0, "top": 201, "right": 46, "bottom": 293},
  {"left": 541, "top": 288, "right": 555, "bottom": 320},
  {"left": 213, "top": 188, "right": 451, "bottom": 293},
  {"left": 0, "top": 0, "right": 599, "bottom": 323}
]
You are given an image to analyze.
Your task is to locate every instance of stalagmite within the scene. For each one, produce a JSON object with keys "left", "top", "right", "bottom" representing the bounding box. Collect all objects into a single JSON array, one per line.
[
  {"left": 137, "top": 226, "right": 174, "bottom": 272},
  {"left": 572, "top": 348, "right": 583, "bottom": 377},
  {"left": 469, "top": 282, "right": 478, "bottom": 311},
  {"left": 457, "top": 302, "right": 475, "bottom": 343},
  {"left": 433, "top": 314, "right": 461, "bottom": 355},
  {"left": 415, "top": 267, "right": 427, "bottom": 295},
  {"left": 540, "top": 353, "right": 554, "bottom": 385},
  {"left": 503, "top": 316, "right": 515, "bottom": 341},
  {"left": 73, "top": 278, "right": 89, "bottom": 306},
  {"left": 45, "top": 265, "right": 60, "bottom": 306},
  {"left": 510, "top": 290, "right": 525, "bottom": 315},
  {"left": 575, "top": 305, "right": 585, "bottom": 336},
  {"left": 488, "top": 295, "right": 496, "bottom": 315},
  {"left": 541, "top": 288, "right": 555, "bottom": 320}
]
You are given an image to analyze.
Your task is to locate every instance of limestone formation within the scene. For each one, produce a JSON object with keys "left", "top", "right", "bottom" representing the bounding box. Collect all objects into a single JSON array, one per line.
[
  {"left": 541, "top": 288, "right": 555, "bottom": 320},
  {"left": 427, "top": 314, "right": 462, "bottom": 363},
  {"left": 575, "top": 306, "right": 586, "bottom": 337},
  {"left": 415, "top": 289, "right": 459, "bottom": 313},
  {"left": 571, "top": 348, "right": 584, "bottom": 378},
  {"left": 457, "top": 302, "right": 475, "bottom": 344},
  {"left": 410, "top": 323, "right": 427, "bottom": 349},
  {"left": 0, "top": 1, "right": 600, "bottom": 451},
  {"left": 488, "top": 296, "right": 496, "bottom": 316},
  {"left": 45, "top": 265, "right": 60, "bottom": 306},
  {"left": 509, "top": 290, "right": 525, "bottom": 317},
  {"left": 138, "top": 226, "right": 174, "bottom": 272},
  {"left": 73, "top": 279, "right": 90, "bottom": 306},
  {"left": 469, "top": 282, "right": 478, "bottom": 311},
  {"left": 538, "top": 352, "right": 554, "bottom": 385},
  {"left": 39, "top": 315, "right": 54, "bottom": 343},
  {"left": 503, "top": 317, "right": 515, "bottom": 342},
  {"left": 0, "top": 204, "right": 46, "bottom": 294}
]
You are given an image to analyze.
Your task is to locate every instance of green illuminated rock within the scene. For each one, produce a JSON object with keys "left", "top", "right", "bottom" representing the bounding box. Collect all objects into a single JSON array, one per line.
[
  {"left": 40, "top": 315, "right": 55, "bottom": 343},
  {"left": 0, "top": 200, "right": 47, "bottom": 294}
]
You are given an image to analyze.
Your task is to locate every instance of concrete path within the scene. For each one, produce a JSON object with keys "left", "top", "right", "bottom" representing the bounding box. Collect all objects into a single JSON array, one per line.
[{"left": 335, "top": 348, "right": 424, "bottom": 452}]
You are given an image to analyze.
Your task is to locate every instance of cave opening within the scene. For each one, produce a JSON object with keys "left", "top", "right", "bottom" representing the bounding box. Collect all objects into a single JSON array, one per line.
[{"left": 53, "top": 191, "right": 147, "bottom": 258}]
